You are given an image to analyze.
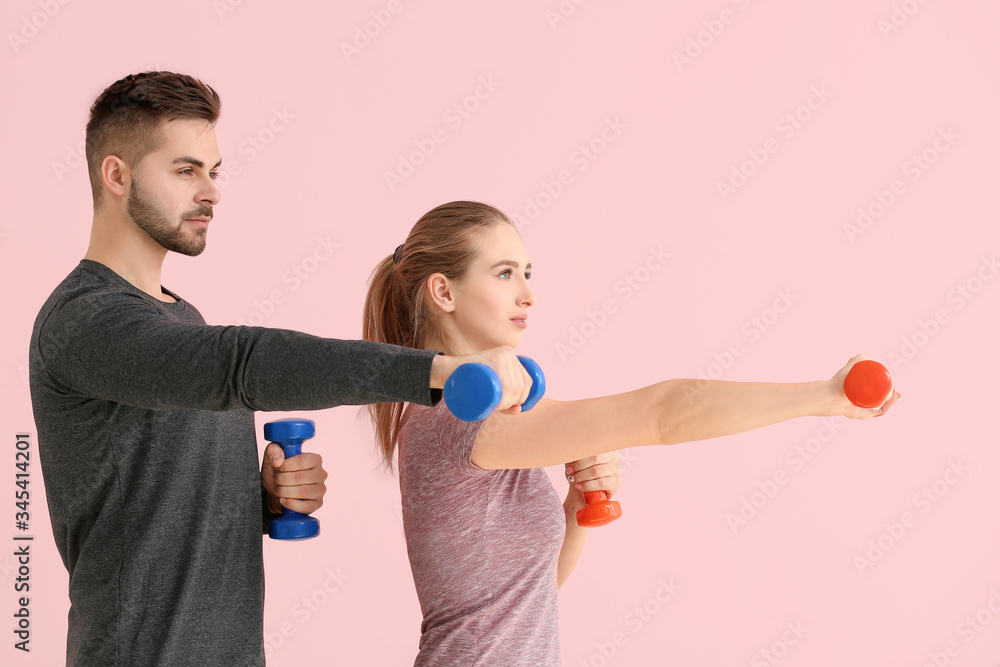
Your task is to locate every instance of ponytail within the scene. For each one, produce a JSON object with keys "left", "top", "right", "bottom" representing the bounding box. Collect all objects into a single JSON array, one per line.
[{"left": 362, "top": 255, "right": 416, "bottom": 469}]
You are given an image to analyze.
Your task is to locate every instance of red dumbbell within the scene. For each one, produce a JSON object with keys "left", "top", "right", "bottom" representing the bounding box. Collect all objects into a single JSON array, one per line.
[
  {"left": 844, "top": 360, "right": 893, "bottom": 408},
  {"left": 577, "top": 491, "right": 622, "bottom": 528}
]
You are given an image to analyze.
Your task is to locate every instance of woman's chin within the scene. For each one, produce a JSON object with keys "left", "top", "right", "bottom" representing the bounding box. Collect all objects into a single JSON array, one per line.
[{"left": 485, "top": 334, "right": 522, "bottom": 351}]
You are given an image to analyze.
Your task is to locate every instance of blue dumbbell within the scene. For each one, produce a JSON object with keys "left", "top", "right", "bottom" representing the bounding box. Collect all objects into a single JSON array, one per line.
[
  {"left": 444, "top": 355, "right": 546, "bottom": 422},
  {"left": 263, "top": 418, "right": 320, "bottom": 540}
]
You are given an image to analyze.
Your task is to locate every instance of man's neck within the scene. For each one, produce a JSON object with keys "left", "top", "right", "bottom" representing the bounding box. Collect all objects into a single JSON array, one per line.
[{"left": 85, "top": 212, "right": 175, "bottom": 303}]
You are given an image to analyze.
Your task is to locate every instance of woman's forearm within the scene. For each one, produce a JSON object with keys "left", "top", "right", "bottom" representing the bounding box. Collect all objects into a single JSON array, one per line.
[
  {"left": 659, "top": 378, "right": 843, "bottom": 446},
  {"left": 557, "top": 503, "right": 588, "bottom": 588}
]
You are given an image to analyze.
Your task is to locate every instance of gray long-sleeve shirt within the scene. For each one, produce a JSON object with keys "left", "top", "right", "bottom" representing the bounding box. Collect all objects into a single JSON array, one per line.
[{"left": 29, "top": 260, "right": 441, "bottom": 666}]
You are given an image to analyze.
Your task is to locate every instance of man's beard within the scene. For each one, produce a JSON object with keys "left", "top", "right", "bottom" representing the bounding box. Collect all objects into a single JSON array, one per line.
[{"left": 127, "top": 175, "right": 211, "bottom": 257}]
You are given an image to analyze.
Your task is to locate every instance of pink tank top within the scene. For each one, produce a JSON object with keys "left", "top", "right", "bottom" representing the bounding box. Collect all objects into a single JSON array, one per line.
[{"left": 398, "top": 401, "right": 565, "bottom": 666}]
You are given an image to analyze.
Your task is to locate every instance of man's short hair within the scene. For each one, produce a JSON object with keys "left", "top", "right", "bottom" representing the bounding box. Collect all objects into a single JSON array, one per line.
[{"left": 85, "top": 71, "right": 221, "bottom": 209}]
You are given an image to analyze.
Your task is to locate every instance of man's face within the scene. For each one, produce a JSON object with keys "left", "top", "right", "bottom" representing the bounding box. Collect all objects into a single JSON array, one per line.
[{"left": 126, "top": 118, "right": 222, "bottom": 256}]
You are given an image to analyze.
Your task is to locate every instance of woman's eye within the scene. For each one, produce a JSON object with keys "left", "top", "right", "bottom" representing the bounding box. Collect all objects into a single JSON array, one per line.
[{"left": 499, "top": 269, "right": 512, "bottom": 279}]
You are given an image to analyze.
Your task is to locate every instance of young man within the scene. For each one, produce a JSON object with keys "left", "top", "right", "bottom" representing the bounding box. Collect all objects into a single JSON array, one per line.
[{"left": 28, "top": 71, "right": 533, "bottom": 666}]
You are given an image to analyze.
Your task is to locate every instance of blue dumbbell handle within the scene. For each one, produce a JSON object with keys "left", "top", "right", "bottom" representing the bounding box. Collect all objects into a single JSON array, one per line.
[{"left": 263, "top": 419, "right": 320, "bottom": 540}]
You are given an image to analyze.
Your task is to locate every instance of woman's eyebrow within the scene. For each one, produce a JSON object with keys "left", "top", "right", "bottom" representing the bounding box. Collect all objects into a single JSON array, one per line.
[{"left": 489, "top": 260, "right": 532, "bottom": 270}]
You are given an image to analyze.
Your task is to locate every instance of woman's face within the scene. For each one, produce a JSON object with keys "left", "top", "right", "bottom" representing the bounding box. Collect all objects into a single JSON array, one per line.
[{"left": 435, "top": 222, "right": 536, "bottom": 355}]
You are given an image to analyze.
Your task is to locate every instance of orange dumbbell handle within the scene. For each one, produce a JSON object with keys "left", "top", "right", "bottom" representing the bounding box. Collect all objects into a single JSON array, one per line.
[{"left": 576, "top": 490, "right": 622, "bottom": 528}]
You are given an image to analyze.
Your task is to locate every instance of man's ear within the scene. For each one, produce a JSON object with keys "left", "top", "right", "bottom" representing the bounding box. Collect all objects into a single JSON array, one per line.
[
  {"left": 425, "top": 273, "right": 456, "bottom": 314},
  {"left": 101, "top": 155, "right": 130, "bottom": 200}
]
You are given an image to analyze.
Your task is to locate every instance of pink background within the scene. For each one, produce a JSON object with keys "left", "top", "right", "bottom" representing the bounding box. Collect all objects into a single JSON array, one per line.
[{"left": 3, "top": 1, "right": 999, "bottom": 665}]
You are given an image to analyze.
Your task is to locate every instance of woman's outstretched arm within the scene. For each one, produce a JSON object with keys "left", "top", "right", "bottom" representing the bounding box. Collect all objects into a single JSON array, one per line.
[{"left": 471, "top": 356, "right": 898, "bottom": 471}]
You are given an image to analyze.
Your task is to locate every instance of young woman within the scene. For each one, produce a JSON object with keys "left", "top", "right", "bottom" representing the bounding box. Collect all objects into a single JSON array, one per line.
[{"left": 362, "top": 201, "right": 898, "bottom": 666}]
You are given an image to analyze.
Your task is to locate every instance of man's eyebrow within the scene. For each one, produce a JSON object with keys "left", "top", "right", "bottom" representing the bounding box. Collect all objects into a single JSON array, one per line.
[
  {"left": 172, "top": 156, "right": 223, "bottom": 169},
  {"left": 490, "top": 259, "right": 532, "bottom": 271}
]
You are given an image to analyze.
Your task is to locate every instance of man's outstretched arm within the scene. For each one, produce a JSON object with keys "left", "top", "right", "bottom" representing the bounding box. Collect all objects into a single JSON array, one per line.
[{"left": 35, "top": 290, "right": 532, "bottom": 413}]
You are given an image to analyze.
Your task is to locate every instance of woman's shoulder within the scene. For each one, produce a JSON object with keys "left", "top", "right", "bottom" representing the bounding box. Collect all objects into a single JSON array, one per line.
[
  {"left": 401, "top": 401, "right": 482, "bottom": 441},
  {"left": 399, "top": 402, "right": 491, "bottom": 477},
  {"left": 399, "top": 401, "right": 441, "bottom": 437}
]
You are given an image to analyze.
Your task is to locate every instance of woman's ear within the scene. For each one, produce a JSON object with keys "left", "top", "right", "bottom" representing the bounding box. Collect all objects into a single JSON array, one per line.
[{"left": 425, "top": 273, "right": 456, "bottom": 313}]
